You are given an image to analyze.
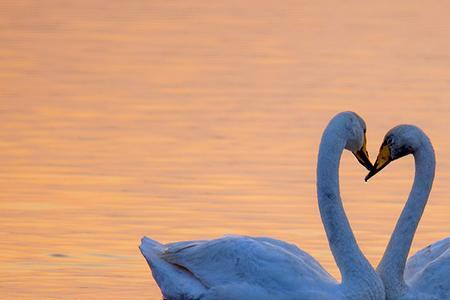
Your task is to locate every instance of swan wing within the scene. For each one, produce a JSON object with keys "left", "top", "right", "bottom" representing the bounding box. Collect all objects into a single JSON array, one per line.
[
  {"left": 404, "top": 236, "right": 450, "bottom": 298},
  {"left": 160, "top": 235, "right": 336, "bottom": 293},
  {"left": 252, "top": 236, "right": 332, "bottom": 274}
]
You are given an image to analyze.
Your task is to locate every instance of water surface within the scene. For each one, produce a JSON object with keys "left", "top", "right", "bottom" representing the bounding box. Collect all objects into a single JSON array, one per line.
[{"left": 1, "top": 1, "right": 449, "bottom": 299}]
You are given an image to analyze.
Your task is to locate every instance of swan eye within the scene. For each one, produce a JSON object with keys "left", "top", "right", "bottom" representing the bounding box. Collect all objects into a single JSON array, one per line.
[{"left": 385, "top": 136, "right": 394, "bottom": 146}]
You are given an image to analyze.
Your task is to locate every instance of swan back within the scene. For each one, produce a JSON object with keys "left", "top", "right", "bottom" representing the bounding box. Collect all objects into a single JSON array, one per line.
[
  {"left": 404, "top": 237, "right": 450, "bottom": 299},
  {"left": 160, "top": 235, "right": 337, "bottom": 290}
]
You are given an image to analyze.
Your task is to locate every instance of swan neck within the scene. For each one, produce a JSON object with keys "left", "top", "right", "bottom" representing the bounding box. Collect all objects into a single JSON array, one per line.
[
  {"left": 316, "top": 124, "right": 376, "bottom": 285},
  {"left": 377, "top": 135, "right": 435, "bottom": 297}
]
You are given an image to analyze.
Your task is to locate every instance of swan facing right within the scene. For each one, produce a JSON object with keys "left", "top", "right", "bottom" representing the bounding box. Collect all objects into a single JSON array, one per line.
[{"left": 140, "top": 111, "right": 385, "bottom": 300}]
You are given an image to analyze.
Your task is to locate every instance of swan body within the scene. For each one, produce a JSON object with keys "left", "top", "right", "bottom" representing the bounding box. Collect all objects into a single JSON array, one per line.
[
  {"left": 140, "top": 112, "right": 384, "bottom": 300},
  {"left": 366, "top": 125, "right": 450, "bottom": 299},
  {"left": 141, "top": 235, "right": 340, "bottom": 300}
]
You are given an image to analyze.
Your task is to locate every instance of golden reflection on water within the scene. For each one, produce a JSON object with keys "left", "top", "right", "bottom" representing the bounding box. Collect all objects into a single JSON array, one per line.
[{"left": 1, "top": 1, "right": 450, "bottom": 299}]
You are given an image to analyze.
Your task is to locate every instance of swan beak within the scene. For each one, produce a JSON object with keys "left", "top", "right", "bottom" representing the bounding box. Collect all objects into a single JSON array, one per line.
[
  {"left": 353, "top": 137, "right": 373, "bottom": 171},
  {"left": 365, "top": 144, "right": 391, "bottom": 181},
  {"left": 354, "top": 148, "right": 373, "bottom": 171}
]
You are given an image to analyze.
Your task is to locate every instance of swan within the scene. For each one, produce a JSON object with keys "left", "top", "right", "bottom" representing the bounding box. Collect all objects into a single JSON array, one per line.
[
  {"left": 140, "top": 111, "right": 385, "bottom": 300},
  {"left": 365, "top": 125, "right": 450, "bottom": 299}
]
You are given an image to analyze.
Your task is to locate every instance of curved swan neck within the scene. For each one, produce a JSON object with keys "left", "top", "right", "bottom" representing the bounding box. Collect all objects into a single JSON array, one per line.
[
  {"left": 316, "top": 122, "right": 376, "bottom": 285},
  {"left": 377, "top": 133, "right": 435, "bottom": 298}
]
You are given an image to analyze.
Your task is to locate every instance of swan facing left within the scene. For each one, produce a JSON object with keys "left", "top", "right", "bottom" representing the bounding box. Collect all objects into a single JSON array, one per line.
[
  {"left": 140, "top": 112, "right": 385, "bottom": 300},
  {"left": 365, "top": 125, "right": 449, "bottom": 300}
]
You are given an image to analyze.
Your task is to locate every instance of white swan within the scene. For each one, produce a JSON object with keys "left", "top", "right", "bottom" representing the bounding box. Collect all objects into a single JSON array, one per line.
[
  {"left": 140, "top": 111, "right": 385, "bottom": 300},
  {"left": 365, "top": 125, "right": 450, "bottom": 299}
]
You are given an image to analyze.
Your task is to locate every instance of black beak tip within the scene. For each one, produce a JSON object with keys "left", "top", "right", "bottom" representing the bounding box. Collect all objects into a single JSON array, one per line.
[{"left": 365, "top": 171, "right": 375, "bottom": 182}]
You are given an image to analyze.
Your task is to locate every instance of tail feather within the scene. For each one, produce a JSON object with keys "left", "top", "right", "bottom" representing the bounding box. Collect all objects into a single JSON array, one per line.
[{"left": 140, "top": 237, "right": 207, "bottom": 299}]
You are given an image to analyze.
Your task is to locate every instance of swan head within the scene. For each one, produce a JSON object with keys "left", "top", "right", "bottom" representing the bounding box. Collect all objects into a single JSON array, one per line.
[
  {"left": 365, "top": 125, "right": 426, "bottom": 181},
  {"left": 334, "top": 111, "right": 373, "bottom": 170}
]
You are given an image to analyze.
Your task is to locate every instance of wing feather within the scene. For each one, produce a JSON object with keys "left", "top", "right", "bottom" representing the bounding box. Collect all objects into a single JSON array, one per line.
[
  {"left": 160, "top": 235, "right": 336, "bottom": 293},
  {"left": 405, "top": 236, "right": 450, "bottom": 298}
]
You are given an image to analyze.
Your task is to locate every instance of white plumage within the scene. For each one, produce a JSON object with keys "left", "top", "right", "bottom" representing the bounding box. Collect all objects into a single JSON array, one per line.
[
  {"left": 367, "top": 125, "right": 449, "bottom": 300},
  {"left": 404, "top": 237, "right": 450, "bottom": 299},
  {"left": 141, "top": 235, "right": 339, "bottom": 300}
]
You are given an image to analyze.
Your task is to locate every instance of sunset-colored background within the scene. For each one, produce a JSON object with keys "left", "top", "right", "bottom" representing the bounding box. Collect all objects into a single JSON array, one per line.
[{"left": 1, "top": 1, "right": 449, "bottom": 299}]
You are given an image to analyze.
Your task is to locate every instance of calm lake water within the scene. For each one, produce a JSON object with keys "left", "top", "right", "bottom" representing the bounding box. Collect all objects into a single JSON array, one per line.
[{"left": 1, "top": 1, "right": 449, "bottom": 299}]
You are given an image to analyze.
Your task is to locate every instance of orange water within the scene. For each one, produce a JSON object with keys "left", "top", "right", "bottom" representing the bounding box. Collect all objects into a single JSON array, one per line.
[{"left": 1, "top": 1, "right": 449, "bottom": 299}]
